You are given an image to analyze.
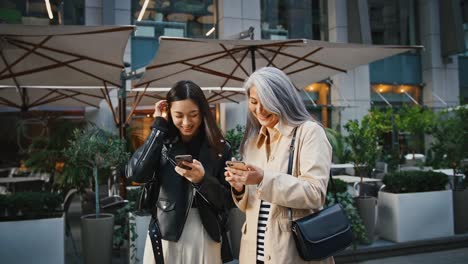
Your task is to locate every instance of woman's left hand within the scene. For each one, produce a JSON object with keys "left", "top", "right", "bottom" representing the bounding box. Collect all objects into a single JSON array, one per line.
[
  {"left": 175, "top": 159, "right": 205, "bottom": 184},
  {"left": 225, "top": 163, "right": 264, "bottom": 185}
]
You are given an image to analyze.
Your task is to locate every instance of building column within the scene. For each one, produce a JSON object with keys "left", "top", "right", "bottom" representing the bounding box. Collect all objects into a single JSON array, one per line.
[
  {"left": 419, "top": 0, "right": 459, "bottom": 109},
  {"left": 217, "top": 0, "right": 261, "bottom": 132},
  {"left": 328, "top": 0, "right": 371, "bottom": 132}
]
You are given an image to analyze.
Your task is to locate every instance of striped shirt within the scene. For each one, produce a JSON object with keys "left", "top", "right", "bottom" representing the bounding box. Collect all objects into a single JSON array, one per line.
[{"left": 257, "top": 200, "right": 271, "bottom": 261}]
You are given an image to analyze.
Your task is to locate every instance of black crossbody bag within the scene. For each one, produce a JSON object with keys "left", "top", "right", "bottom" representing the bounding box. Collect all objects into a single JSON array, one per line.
[{"left": 287, "top": 128, "right": 353, "bottom": 261}]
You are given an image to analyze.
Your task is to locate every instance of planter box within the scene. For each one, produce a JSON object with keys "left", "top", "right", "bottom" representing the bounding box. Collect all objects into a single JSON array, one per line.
[
  {"left": 128, "top": 212, "right": 152, "bottom": 264},
  {"left": 453, "top": 190, "right": 468, "bottom": 234},
  {"left": 0, "top": 215, "right": 65, "bottom": 264},
  {"left": 377, "top": 190, "right": 454, "bottom": 242}
]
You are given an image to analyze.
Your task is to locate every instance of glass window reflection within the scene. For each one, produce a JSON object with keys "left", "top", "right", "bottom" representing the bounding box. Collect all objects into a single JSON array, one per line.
[{"left": 260, "top": 0, "right": 328, "bottom": 40}]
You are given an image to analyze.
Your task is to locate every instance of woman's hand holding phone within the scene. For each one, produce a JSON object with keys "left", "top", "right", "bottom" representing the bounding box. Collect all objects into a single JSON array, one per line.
[
  {"left": 225, "top": 161, "right": 264, "bottom": 190},
  {"left": 174, "top": 157, "right": 205, "bottom": 184}
]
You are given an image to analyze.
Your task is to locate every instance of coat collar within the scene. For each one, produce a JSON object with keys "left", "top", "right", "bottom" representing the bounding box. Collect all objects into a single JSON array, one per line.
[{"left": 256, "top": 121, "right": 296, "bottom": 148}]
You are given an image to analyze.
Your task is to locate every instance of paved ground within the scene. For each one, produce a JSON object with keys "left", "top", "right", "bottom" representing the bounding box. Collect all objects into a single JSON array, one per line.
[
  {"left": 347, "top": 247, "right": 468, "bottom": 264},
  {"left": 66, "top": 195, "right": 468, "bottom": 264}
]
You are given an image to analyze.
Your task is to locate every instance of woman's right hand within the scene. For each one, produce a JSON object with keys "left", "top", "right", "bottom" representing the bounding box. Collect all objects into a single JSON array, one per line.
[
  {"left": 224, "top": 170, "right": 245, "bottom": 193},
  {"left": 153, "top": 100, "right": 168, "bottom": 120}
]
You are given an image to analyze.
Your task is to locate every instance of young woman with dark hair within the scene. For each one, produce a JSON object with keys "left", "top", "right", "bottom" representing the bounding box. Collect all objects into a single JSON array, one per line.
[{"left": 127, "top": 80, "right": 233, "bottom": 264}]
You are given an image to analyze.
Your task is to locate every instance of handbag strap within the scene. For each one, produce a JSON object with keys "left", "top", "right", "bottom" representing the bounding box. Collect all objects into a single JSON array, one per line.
[{"left": 287, "top": 126, "right": 338, "bottom": 222}]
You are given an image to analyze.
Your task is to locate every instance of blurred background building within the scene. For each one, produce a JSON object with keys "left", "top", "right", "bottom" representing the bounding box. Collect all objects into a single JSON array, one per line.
[{"left": 0, "top": 0, "right": 466, "bottom": 152}]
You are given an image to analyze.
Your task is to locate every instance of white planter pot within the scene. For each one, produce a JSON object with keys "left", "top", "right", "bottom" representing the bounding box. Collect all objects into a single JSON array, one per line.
[
  {"left": 129, "top": 212, "right": 152, "bottom": 264},
  {"left": 0, "top": 215, "right": 65, "bottom": 264},
  {"left": 377, "top": 190, "right": 454, "bottom": 242}
]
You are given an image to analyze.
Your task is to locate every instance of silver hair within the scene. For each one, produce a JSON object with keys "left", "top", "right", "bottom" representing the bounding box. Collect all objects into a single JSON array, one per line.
[{"left": 240, "top": 67, "right": 314, "bottom": 155}]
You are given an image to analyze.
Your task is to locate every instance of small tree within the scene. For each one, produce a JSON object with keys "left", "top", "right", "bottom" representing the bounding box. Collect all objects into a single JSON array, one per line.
[
  {"left": 63, "top": 126, "right": 129, "bottom": 216},
  {"left": 430, "top": 106, "right": 468, "bottom": 190},
  {"left": 397, "top": 105, "right": 435, "bottom": 156},
  {"left": 344, "top": 116, "right": 381, "bottom": 196}
]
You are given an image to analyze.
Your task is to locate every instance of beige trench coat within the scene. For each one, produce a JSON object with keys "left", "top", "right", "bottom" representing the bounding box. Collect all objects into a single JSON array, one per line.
[{"left": 233, "top": 121, "right": 334, "bottom": 264}]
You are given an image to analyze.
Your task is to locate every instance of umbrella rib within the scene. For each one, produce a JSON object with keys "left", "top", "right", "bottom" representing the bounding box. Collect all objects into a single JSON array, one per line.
[
  {"left": 126, "top": 85, "right": 149, "bottom": 124},
  {"left": 183, "top": 62, "right": 245, "bottom": 82},
  {"left": 7, "top": 37, "right": 122, "bottom": 69},
  {"left": 31, "top": 89, "right": 101, "bottom": 108},
  {"left": 256, "top": 48, "right": 279, "bottom": 68},
  {"left": 259, "top": 46, "right": 347, "bottom": 73},
  {"left": 4, "top": 41, "right": 121, "bottom": 87},
  {"left": 0, "top": 95, "right": 20, "bottom": 108},
  {"left": 29, "top": 89, "right": 58, "bottom": 106},
  {"left": 139, "top": 49, "right": 247, "bottom": 87},
  {"left": 219, "top": 44, "right": 249, "bottom": 76},
  {"left": 207, "top": 91, "right": 241, "bottom": 104},
  {"left": 265, "top": 45, "right": 283, "bottom": 67},
  {"left": 286, "top": 64, "right": 320, "bottom": 76},
  {"left": 279, "top": 48, "right": 323, "bottom": 71},
  {"left": 0, "top": 36, "right": 52, "bottom": 76},
  {"left": 0, "top": 51, "right": 27, "bottom": 107},
  {"left": 219, "top": 48, "right": 250, "bottom": 88},
  {"left": 0, "top": 58, "right": 82, "bottom": 81},
  {"left": 146, "top": 47, "right": 247, "bottom": 70}
]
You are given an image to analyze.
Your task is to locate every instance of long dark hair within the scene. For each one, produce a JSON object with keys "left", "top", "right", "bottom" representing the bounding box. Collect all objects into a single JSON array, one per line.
[{"left": 166, "top": 80, "right": 225, "bottom": 156}]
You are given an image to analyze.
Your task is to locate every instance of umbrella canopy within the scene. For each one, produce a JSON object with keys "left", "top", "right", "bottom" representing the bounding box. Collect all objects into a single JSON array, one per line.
[
  {"left": 0, "top": 25, "right": 134, "bottom": 112},
  {"left": 135, "top": 37, "right": 420, "bottom": 104}
]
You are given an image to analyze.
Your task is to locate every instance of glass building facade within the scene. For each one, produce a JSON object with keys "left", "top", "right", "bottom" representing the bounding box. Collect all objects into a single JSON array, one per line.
[
  {"left": 0, "top": 0, "right": 84, "bottom": 25},
  {"left": 131, "top": 0, "right": 217, "bottom": 69}
]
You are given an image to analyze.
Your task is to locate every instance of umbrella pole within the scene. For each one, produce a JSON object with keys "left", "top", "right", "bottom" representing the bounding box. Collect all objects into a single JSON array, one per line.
[{"left": 250, "top": 46, "right": 256, "bottom": 72}]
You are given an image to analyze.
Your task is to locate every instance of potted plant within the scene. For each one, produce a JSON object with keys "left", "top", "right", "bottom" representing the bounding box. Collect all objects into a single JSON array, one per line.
[
  {"left": 124, "top": 187, "right": 152, "bottom": 264},
  {"left": 378, "top": 170, "right": 452, "bottom": 242},
  {"left": 429, "top": 106, "right": 468, "bottom": 234},
  {"left": 325, "top": 179, "right": 369, "bottom": 247},
  {"left": 0, "top": 192, "right": 65, "bottom": 264},
  {"left": 344, "top": 116, "right": 381, "bottom": 242},
  {"left": 224, "top": 124, "right": 246, "bottom": 258},
  {"left": 63, "top": 126, "right": 129, "bottom": 264}
]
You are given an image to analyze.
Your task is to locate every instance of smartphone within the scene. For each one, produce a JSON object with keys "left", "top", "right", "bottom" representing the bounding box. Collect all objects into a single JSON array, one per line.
[
  {"left": 226, "top": 160, "right": 248, "bottom": 171},
  {"left": 175, "top": 154, "right": 193, "bottom": 170}
]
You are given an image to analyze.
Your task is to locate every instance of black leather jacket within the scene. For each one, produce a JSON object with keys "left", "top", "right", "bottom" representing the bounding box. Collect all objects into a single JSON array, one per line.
[{"left": 126, "top": 117, "right": 233, "bottom": 242}]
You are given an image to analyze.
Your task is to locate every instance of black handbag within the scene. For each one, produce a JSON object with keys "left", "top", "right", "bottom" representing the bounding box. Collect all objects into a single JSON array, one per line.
[
  {"left": 138, "top": 172, "right": 159, "bottom": 212},
  {"left": 287, "top": 128, "right": 353, "bottom": 261}
]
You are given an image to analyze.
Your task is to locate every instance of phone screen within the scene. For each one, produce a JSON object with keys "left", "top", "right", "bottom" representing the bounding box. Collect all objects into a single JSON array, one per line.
[{"left": 175, "top": 155, "right": 193, "bottom": 170}]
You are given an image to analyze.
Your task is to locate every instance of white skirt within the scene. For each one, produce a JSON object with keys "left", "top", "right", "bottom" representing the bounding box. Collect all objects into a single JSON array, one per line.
[{"left": 143, "top": 208, "right": 222, "bottom": 264}]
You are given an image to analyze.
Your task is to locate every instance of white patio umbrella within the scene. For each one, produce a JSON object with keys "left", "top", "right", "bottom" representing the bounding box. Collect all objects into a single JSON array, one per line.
[
  {"left": 0, "top": 24, "right": 134, "bottom": 121},
  {"left": 132, "top": 37, "right": 420, "bottom": 106}
]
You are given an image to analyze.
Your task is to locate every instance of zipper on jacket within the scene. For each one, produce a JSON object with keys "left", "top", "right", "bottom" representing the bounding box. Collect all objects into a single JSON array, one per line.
[
  {"left": 178, "top": 187, "right": 196, "bottom": 239},
  {"left": 142, "top": 130, "right": 160, "bottom": 161}
]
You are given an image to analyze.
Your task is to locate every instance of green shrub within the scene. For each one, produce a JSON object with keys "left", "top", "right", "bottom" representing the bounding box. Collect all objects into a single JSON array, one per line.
[
  {"left": 326, "top": 191, "right": 368, "bottom": 246},
  {"left": 327, "top": 178, "right": 348, "bottom": 194},
  {"left": 382, "top": 171, "right": 448, "bottom": 193},
  {"left": 0, "top": 192, "right": 63, "bottom": 220},
  {"left": 224, "top": 125, "right": 245, "bottom": 160}
]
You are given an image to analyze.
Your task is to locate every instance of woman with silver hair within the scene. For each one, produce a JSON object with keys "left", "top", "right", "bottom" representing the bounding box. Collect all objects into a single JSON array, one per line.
[{"left": 225, "top": 67, "right": 333, "bottom": 264}]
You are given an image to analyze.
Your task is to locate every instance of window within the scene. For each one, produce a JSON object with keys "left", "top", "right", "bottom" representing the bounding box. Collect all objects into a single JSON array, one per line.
[
  {"left": 0, "top": 0, "right": 84, "bottom": 25},
  {"left": 260, "top": 0, "right": 328, "bottom": 40},
  {"left": 368, "top": 0, "right": 419, "bottom": 45},
  {"left": 131, "top": 0, "right": 217, "bottom": 38}
]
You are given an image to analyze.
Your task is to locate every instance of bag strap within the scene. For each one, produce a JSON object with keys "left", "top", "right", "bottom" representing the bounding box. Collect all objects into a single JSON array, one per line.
[{"left": 287, "top": 126, "right": 338, "bottom": 222}]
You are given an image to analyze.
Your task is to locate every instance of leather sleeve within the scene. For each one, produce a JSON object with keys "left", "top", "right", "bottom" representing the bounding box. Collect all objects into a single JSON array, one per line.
[
  {"left": 195, "top": 143, "right": 234, "bottom": 211},
  {"left": 125, "top": 117, "right": 168, "bottom": 183}
]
